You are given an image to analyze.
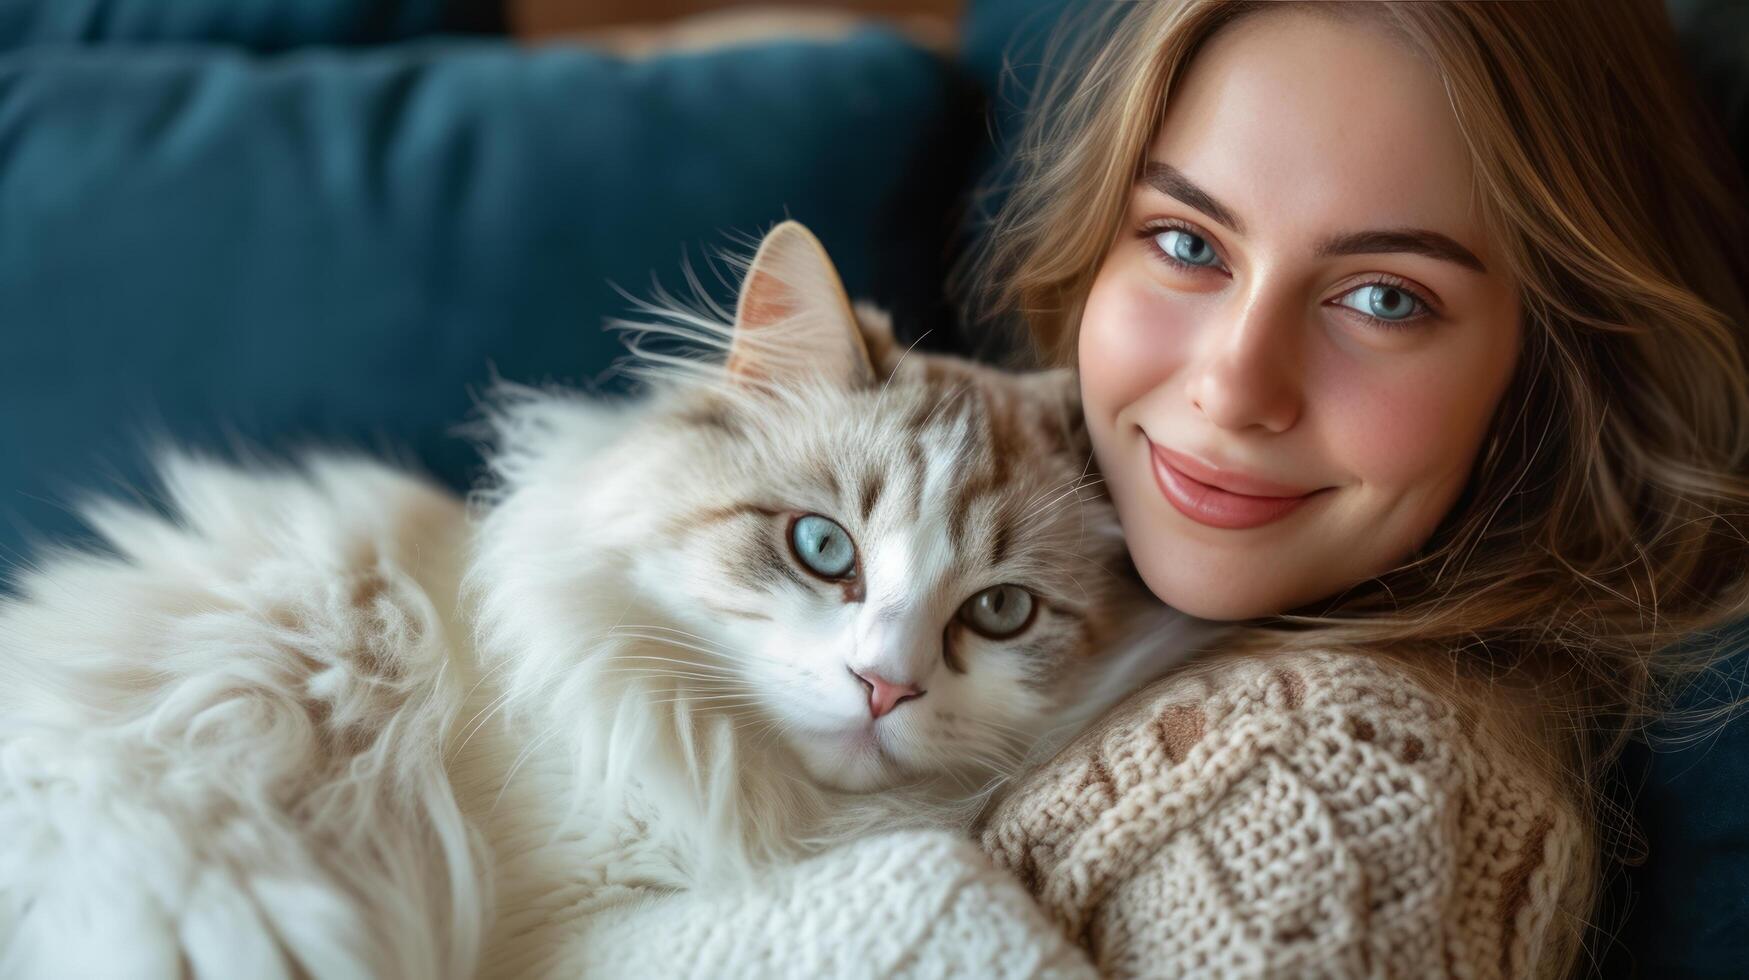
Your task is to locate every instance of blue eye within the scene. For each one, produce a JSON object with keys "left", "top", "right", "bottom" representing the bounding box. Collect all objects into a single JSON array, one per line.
[
  {"left": 790, "top": 515, "right": 856, "bottom": 579},
  {"left": 1154, "top": 228, "right": 1221, "bottom": 268},
  {"left": 1334, "top": 283, "right": 1427, "bottom": 324}
]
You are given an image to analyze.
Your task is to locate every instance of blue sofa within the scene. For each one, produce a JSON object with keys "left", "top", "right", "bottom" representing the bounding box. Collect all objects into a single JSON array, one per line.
[{"left": 1, "top": 0, "right": 1744, "bottom": 974}]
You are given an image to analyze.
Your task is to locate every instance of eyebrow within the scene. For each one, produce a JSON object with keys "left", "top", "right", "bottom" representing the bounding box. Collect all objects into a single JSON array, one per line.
[
  {"left": 1316, "top": 229, "right": 1487, "bottom": 274},
  {"left": 1138, "top": 161, "right": 1488, "bottom": 273},
  {"left": 1142, "top": 162, "right": 1247, "bottom": 235}
]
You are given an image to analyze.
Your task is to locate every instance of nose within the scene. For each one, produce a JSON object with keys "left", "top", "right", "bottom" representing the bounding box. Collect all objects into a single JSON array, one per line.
[
  {"left": 851, "top": 668, "right": 925, "bottom": 719},
  {"left": 1188, "top": 292, "right": 1303, "bottom": 433}
]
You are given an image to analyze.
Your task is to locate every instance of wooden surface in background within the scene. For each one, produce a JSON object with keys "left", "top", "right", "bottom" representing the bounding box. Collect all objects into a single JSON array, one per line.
[{"left": 512, "top": 0, "right": 963, "bottom": 37}]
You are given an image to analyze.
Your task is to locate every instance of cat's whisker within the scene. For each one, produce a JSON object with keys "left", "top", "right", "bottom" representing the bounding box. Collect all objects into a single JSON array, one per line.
[
  {"left": 917, "top": 380, "right": 974, "bottom": 434},
  {"left": 490, "top": 725, "right": 564, "bottom": 815},
  {"left": 612, "top": 644, "right": 734, "bottom": 658},
  {"left": 452, "top": 687, "right": 530, "bottom": 756},
  {"left": 953, "top": 712, "right": 1033, "bottom": 738},
  {"left": 705, "top": 705, "right": 766, "bottom": 719},
  {"left": 450, "top": 654, "right": 608, "bottom": 755},
  {"left": 606, "top": 654, "right": 813, "bottom": 695},
  {"left": 641, "top": 694, "right": 767, "bottom": 709},
  {"left": 602, "top": 657, "right": 742, "bottom": 677},
  {"left": 745, "top": 723, "right": 785, "bottom": 754},
  {"left": 762, "top": 717, "right": 813, "bottom": 754},
  {"left": 879, "top": 330, "right": 932, "bottom": 395},
  {"left": 596, "top": 672, "right": 755, "bottom": 692},
  {"left": 604, "top": 678, "right": 751, "bottom": 693},
  {"left": 965, "top": 721, "right": 1028, "bottom": 742},
  {"left": 1040, "top": 565, "right": 1094, "bottom": 605},
  {"left": 620, "top": 652, "right": 738, "bottom": 673},
  {"left": 1014, "top": 486, "right": 1096, "bottom": 533},
  {"left": 944, "top": 740, "right": 1027, "bottom": 777},
  {"left": 1019, "top": 476, "right": 1106, "bottom": 526},
  {"left": 945, "top": 755, "right": 1018, "bottom": 790},
  {"left": 737, "top": 714, "right": 797, "bottom": 754},
  {"left": 623, "top": 631, "right": 738, "bottom": 657},
  {"left": 930, "top": 758, "right": 981, "bottom": 794},
  {"left": 680, "top": 686, "right": 758, "bottom": 707},
  {"left": 595, "top": 660, "right": 748, "bottom": 680},
  {"left": 939, "top": 732, "right": 1024, "bottom": 763},
  {"left": 611, "top": 632, "right": 742, "bottom": 662},
  {"left": 456, "top": 649, "right": 539, "bottom": 706},
  {"left": 608, "top": 633, "right": 732, "bottom": 657},
  {"left": 1016, "top": 467, "right": 1099, "bottom": 515},
  {"left": 1026, "top": 545, "right": 1123, "bottom": 573},
  {"left": 609, "top": 623, "right": 738, "bottom": 652}
]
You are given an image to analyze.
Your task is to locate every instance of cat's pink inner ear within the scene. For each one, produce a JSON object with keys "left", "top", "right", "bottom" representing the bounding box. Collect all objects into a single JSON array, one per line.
[
  {"left": 726, "top": 221, "right": 875, "bottom": 388},
  {"left": 734, "top": 269, "right": 797, "bottom": 337}
]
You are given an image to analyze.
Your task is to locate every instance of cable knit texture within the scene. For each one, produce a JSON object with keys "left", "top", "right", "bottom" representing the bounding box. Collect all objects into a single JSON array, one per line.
[
  {"left": 979, "top": 649, "right": 1593, "bottom": 979},
  {"left": 568, "top": 830, "right": 1096, "bottom": 979}
]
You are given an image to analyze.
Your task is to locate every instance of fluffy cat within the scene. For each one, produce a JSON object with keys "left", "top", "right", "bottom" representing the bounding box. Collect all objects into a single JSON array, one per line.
[{"left": 0, "top": 222, "right": 1212, "bottom": 978}]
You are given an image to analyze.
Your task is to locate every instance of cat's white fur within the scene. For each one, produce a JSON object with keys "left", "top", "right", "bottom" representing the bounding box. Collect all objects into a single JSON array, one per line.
[
  {"left": 0, "top": 223, "right": 1214, "bottom": 978},
  {"left": 0, "top": 457, "right": 481, "bottom": 978}
]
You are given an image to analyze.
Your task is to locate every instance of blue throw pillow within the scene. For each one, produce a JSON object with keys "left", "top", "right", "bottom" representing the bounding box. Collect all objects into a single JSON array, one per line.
[
  {"left": 0, "top": 29, "right": 968, "bottom": 567},
  {"left": 1602, "top": 635, "right": 1749, "bottom": 976},
  {"left": 0, "top": 0, "right": 501, "bottom": 51}
]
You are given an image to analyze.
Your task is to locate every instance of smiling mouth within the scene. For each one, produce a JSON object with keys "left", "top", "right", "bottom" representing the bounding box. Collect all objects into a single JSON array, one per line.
[{"left": 1147, "top": 440, "right": 1330, "bottom": 530}]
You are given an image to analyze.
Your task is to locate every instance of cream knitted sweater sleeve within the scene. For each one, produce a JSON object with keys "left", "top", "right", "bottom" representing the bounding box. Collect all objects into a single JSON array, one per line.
[
  {"left": 980, "top": 650, "right": 1595, "bottom": 979},
  {"left": 564, "top": 829, "right": 1096, "bottom": 978}
]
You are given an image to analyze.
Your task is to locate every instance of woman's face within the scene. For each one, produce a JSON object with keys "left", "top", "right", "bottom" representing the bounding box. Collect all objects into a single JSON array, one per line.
[{"left": 1080, "top": 10, "right": 1523, "bottom": 621}]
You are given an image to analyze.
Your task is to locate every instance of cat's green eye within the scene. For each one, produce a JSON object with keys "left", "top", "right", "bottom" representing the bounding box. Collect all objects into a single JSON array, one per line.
[
  {"left": 789, "top": 514, "right": 857, "bottom": 580},
  {"left": 958, "top": 584, "right": 1036, "bottom": 640}
]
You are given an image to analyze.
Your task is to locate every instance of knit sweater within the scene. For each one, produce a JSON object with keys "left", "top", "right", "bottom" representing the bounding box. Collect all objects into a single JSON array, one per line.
[
  {"left": 573, "top": 649, "right": 1593, "bottom": 978},
  {"left": 567, "top": 830, "right": 1096, "bottom": 978},
  {"left": 981, "top": 649, "right": 1595, "bottom": 978}
]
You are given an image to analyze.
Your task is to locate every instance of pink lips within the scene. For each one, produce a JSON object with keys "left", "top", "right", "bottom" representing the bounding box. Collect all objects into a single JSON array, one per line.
[{"left": 1149, "top": 442, "right": 1325, "bottom": 530}]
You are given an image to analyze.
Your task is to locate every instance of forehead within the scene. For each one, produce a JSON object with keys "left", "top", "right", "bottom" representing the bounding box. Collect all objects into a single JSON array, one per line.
[
  {"left": 735, "top": 358, "right": 1093, "bottom": 562},
  {"left": 1151, "top": 9, "right": 1479, "bottom": 244},
  {"left": 785, "top": 359, "right": 1075, "bottom": 499},
  {"left": 841, "top": 368, "right": 1100, "bottom": 594}
]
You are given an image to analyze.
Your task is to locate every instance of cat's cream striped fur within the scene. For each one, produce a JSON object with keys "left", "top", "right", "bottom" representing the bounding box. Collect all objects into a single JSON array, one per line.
[{"left": 0, "top": 223, "right": 1211, "bottom": 978}]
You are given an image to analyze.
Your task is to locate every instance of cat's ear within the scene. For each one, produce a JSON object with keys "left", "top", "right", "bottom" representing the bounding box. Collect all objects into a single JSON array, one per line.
[{"left": 726, "top": 221, "right": 876, "bottom": 389}]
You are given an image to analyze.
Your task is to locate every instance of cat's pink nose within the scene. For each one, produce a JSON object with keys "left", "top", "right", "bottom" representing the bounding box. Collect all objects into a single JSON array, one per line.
[{"left": 852, "top": 669, "right": 924, "bottom": 719}]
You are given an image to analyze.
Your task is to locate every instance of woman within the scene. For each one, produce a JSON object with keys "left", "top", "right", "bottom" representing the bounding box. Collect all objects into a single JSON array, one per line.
[{"left": 969, "top": 1, "right": 1749, "bottom": 975}]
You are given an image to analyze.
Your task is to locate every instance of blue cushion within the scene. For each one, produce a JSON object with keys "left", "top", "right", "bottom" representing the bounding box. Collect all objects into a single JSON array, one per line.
[
  {"left": 0, "top": 30, "right": 963, "bottom": 565},
  {"left": 954, "top": 0, "right": 1099, "bottom": 236},
  {"left": 1668, "top": 0, "right": 1749, "bottom": 165},
  {"left": 1604, "top": 636, "right": 1749, "bottom": 976},
  {"left": 0, "top": 0, "right": 501, "bottom": 51}
]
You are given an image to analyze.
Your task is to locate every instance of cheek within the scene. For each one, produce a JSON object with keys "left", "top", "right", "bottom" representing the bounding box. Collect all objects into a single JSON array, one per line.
[
  {"left": 1078, "top": 260, "right": 1196, "bottom": 423},
  {"left": 1322, "top": 345, "right": 1508, "bottom": 490},
  {"left": 1315, "top": 334, "right": 1517, "bottom": 563}
]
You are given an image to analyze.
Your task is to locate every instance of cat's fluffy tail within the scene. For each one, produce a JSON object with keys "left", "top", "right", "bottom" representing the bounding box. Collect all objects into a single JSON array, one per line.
[{"left": 0, "top": 453, "right": 485, "bottom": 980}]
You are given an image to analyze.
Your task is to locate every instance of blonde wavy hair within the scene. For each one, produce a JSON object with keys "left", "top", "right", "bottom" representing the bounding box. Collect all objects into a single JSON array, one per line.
[{"left": 965, "top": 0, "right": 1749, "bottom": 953}]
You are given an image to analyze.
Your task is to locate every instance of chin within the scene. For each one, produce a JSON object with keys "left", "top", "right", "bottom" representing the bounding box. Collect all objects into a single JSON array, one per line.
[
  {"left": 1137, "top": 550, "right": 1366, "bottom": 620},
  {"left": 790, "top": 733, "right": 904, "bottom": 794},
  {"left": 1132, "top": 552, "right": 1288, "bottom": 621}
]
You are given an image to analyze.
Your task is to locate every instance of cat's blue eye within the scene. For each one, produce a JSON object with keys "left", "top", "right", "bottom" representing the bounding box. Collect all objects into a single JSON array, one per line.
[
  {"left": 1334, "top": 283, "right": 1428, "bottom": 324},
  {"left": 789, "top": 514, "right": 857, "bottom": 580},
  {"left": 1153, "top": 227, "right": 1221, "bottom": 269},
  {"left": 958, "top": 584, "right": 1036, "bottom": 640}
]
